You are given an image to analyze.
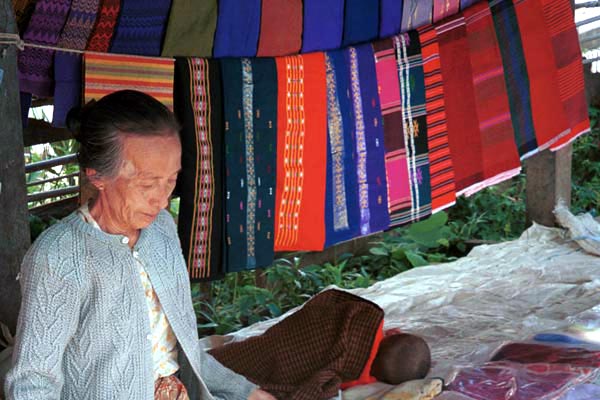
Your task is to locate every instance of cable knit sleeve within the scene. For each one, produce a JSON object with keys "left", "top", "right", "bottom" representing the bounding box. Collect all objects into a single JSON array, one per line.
[
  {"left": 4, "top": 227, "right": 82, "bottom": 400},
  {"left": 200, "top": 351, "right": 258, "bottom": 400}
]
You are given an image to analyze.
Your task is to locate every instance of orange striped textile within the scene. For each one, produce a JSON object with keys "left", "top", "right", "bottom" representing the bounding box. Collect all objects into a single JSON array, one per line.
[
  {"left": 274, "top": 53, "right": 327, "bottom": 251},
  {"left": 83, "top": 52, "right": 174, "bottom": 109}
]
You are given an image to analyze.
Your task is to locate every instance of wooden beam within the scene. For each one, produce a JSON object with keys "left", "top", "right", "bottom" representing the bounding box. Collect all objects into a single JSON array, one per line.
[
  {"left": 23, "top": 118, "right": 74, "bottom": 147},
  {"left": 0, "top": 0, "right": 30, "bottom": 332},
  {"left": 525, "top": 145, "right": 573, "bottom": 227}
]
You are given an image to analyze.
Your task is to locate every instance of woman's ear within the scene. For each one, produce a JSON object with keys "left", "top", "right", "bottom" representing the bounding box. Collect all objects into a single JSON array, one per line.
[{"left": 85, "top": 168, "right": 105, "bottom": 191}]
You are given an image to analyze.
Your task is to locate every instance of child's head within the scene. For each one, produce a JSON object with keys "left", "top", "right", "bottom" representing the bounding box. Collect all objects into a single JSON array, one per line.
[{"left": 369, "top": 333, "right": 431, "bottom": 384}]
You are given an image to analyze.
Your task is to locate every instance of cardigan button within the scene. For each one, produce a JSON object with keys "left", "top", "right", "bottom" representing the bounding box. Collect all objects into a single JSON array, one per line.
[
  {"left": 146, "top": 334, "right": 152, "bottom": 341},
  {"left": 121, "top": 237, "right": 129, "bottom": 245},
  {"left": 133, "top": 251, "right": 140, "bottom": 259}
]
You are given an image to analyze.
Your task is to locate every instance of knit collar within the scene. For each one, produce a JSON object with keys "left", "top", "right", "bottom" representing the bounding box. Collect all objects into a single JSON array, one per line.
[{"left": 63, "top": 210, "right": 157, "bottom": 251}]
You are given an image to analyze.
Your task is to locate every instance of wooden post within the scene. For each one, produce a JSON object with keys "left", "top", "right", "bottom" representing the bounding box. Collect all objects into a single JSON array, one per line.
[
  {"left": 524, "top": 145, "right": 573, "bottom": 227},
  {"left": 0, "top": 0, "right": 30, "bottom": 332}
]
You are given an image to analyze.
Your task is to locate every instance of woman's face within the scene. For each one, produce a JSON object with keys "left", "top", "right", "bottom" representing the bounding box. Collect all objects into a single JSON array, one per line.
[{"left": 95, "top": 132, "right": 182, "bottom": 231}]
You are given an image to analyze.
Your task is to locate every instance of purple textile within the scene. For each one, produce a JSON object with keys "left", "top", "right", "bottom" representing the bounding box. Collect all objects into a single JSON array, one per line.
[
  {"left": 56, "top": 0, "right": 100, "bottom": 50},
  {"left": 52, "top": 53, "right": 81, "bottom": 127},
  {"left": 18, "top": 0, "right": 72, "bottom": 97},
  {"left": 342, "top": 0, "right": 380, "bottom": 47},
  {"left": 561, "top": 384, "right": 600, "bottom": 400},
  {"left": 301, "top": 0, "right": 344, "bottom": 53},
  {"left": 213, "top": 0, "right": 261, "bottom": 57},
  {"left": 109, "top": 0, "right": 172, "bottom": 56},
  {"left": 401, "top": 0, "right": 433, "bottom": 31},
  {"left": 380, "top": 0, "right": 403, "bottom": 38}
]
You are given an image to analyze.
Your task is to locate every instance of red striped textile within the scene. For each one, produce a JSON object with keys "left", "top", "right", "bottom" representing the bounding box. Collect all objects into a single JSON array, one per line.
[
  {"left": 436, "top": 14, "right": 484, "bottom": 195},
  {"left": 83, "top": 52, "right": 174, "bottom": 109},
  {"left": 418, "top": 25, "right": 456, "bottom": 212},
  {"left": 543, "top": 0, "right": 591, "bottom": 150},
  {"left": 514, "top": 0, "right": 570, "bottom": 153},
  {"left": 274, "top": 53, "right": 327, "bottom": 251},
  {"left": 86, "top": 0, "right": 120, "bottom": 52},
  {"left": 463, "top": 2, "right": 520, "bottom": 195}
]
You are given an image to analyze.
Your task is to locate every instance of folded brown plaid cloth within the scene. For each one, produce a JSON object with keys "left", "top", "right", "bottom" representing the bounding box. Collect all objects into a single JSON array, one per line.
[{"left": 209, "top": 289, "right": 384, "bottom": 400}]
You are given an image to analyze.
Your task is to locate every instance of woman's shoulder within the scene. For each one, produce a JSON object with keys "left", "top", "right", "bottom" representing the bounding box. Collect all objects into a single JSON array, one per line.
[{"left": 150, "top": 209, "right": 179, "bottom": 238}]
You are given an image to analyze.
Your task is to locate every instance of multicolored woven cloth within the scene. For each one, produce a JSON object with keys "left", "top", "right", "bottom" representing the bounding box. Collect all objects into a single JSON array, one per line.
[
  {"left": 273, "top": 53, "right": 327, "bottom": 251},
  {"left": 346, "top": 44, "right": 390, "bottom": 235},
  {"left": 85, "top": 0, "right": 120, "bottom": 52},
  {"left": 18, "top": 0, "right": 71, "bottom": 97},
  {"left": 221, "top": 58, "right": 277, "bottom": 273},
  {"left": 209, "top": 289, "right": 384, "bottom": 400},
  {"left": 418, "top": 24, "right": 456, "bottom": 213},
  {"left": 324, "top": 50, "right": 361, "bottom": 247},
  {"left": 83, "top": 52, "right": 174, "bottom": 109},
  {"left": 433, "top": 0, "right": 460, "bottom": 23},
  {"left": 174, "top": 58, "right": 224, "bottom": 281}
]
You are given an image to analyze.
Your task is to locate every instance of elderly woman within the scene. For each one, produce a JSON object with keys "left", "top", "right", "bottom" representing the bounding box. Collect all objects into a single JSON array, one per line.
[{"left": 4, "top": 90, "right": 275, "bottom": 400}]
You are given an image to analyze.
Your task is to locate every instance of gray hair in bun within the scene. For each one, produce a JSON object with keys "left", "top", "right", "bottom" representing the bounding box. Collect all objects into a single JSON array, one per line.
[{"left": 66, "top": 90, "right": 180, "bottom": 179}]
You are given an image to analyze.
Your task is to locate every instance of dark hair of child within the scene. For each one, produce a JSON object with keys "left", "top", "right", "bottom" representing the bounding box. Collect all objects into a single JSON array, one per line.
[{"left": 369, "top": 333, "right": 432, "bottom": 385}]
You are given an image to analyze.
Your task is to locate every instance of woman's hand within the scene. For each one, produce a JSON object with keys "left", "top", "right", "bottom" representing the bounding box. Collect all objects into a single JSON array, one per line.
[{"left": 248, "top": 388, "right": 277, "bottom": 400}]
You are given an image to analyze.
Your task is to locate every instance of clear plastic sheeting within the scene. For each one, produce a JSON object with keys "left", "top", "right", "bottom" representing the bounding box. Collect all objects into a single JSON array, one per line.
[{"left": 229, "top": 220, "right": 600, "bottom": 382}]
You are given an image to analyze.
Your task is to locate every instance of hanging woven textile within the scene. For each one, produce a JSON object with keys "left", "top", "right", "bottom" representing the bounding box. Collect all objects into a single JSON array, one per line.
[
  {"left": 380, "top": 0, "right": 403, "bottom": 39},
  {"left": 374, "top": 38, "right": 412, "bottom": 227},
  {"left": 436, "top": 13, "right": 484, "bottom": 195},
  {"left": 53, "top": 0, "right": 100, "bottom": 126},
  {"left": 109, "top": 0, "right": 172, "bottom": 56},
  {"left": 174, "top": 58, "right": 224, "bottom": 281},
  {"left": 324, "top": 50, "right": 361, "bottom": 247},
  {"left": 513, "top": 0, "right": 570, "bottom": 153},
  {"left": 86, "top": 0, "right": 120, "bottom": 52},
  {"left": 301, "top": 0, "right": 344, "bottom": 53},
  {"left": 161, "top": 0, "right": 217, "bottom": 57},
  {"left": 392, "top": 32, "right": 432, "bottom": 225},
  {"left": 342, "top": 0, "right": 380, "bottom": 47},
  {"left": 542, "top": 0, "right": 591, "bottom": 151},
  {"left": 257, "top": 0, "right": 303, "bottom": 57},
  {"left": 401, "top": 0, "right": 433, "bottom": 32},
  {"left": 213, "top": 0, "right": 261, "bottom": 57},
  {"left": 418, "top": 25, "right": 456, "bottom": 213},
  {"left": 433, "top": 0, "right": 460, "bottom": 23},
  {"left": 221, "top": 58, "right": 277, "bottom": 272},
  {"left": 83, "top": 52, "right": 174, "bottom": 109},
  {"left": 273, "top": 53, "right": 327, "bottom": 252},
  {"left": 461, "top": 2, "right": 520, "bottom": 196},
  {"left": 17, "top": 0, "right": 71, "bottom": 97},
  {"left": 346, "top": 43, "right": 390, "bottom": 235}
]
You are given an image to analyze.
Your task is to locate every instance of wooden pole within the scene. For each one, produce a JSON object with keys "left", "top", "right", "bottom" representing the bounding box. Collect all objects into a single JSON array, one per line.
[{"left": 0, "top": 0, "right": 30, "bottom": 332}]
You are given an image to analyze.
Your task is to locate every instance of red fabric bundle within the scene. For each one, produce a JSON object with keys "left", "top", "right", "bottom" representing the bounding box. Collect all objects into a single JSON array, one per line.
[{"left": 257, "top": 0, "right": 303, "bottom": 57}]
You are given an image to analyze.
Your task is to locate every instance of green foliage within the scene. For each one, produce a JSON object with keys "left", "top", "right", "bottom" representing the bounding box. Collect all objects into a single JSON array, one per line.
[
  {"left": 570, "top": 110, "right": 600, "bottom": 216},
  {"left": 194, "top": 213, "right": 456, "bottom": 336}
]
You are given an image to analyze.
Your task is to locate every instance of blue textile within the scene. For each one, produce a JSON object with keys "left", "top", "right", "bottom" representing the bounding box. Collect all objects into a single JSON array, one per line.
[
  {"left": 302, "top": 0, "right": 344, "bottom": 53},
  {"left": 351, "top": 43, "right": 390, "bottom": 234},
  {"left": 324, "top": 50, "right": 361, "bottom": 247},
  {"left": 52, "top": 53, "right": 81, "bottom": 127},
  {"left": 342, "top": 0, "right": 380, "bottom": 47},
  {"left": 380, "top": 0, "right": 403, "bottom": 38},
  {"left": 109, "top": 0, "right": 172, "bottom": 56},
  {"left": 213, "top": 0, "right": 261, "bottom": 57}
]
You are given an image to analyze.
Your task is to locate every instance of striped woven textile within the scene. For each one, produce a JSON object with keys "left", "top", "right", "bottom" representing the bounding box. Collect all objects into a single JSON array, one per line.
[
  {"left": 273, "top": 53, "right": 327, "bottom": 251},
  {"left": 174, "top": 58, "right": 224, "bottom": 281},
  {"left": 391, "top": 31, "right": 432, "bottom": 226},
  {"left": 462, "top": 2, "right": 520, "bottom": 196},
  {"left": 85, "top": 0, "right": 120, "bottom": 52},
  {"left": 83, "top": 53, "right": 174, "bottom": 109},
  {"left": 543, "top": 0, "right": 591, "bottom": 151},
  {"left": 418, "top": 24, "right": 456, "bottom": 213}
]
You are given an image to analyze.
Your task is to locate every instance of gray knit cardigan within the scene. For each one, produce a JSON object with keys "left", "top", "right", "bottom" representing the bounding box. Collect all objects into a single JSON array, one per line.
[{"left": 4, "top": 210, "right": 256, "bottom": 400}]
